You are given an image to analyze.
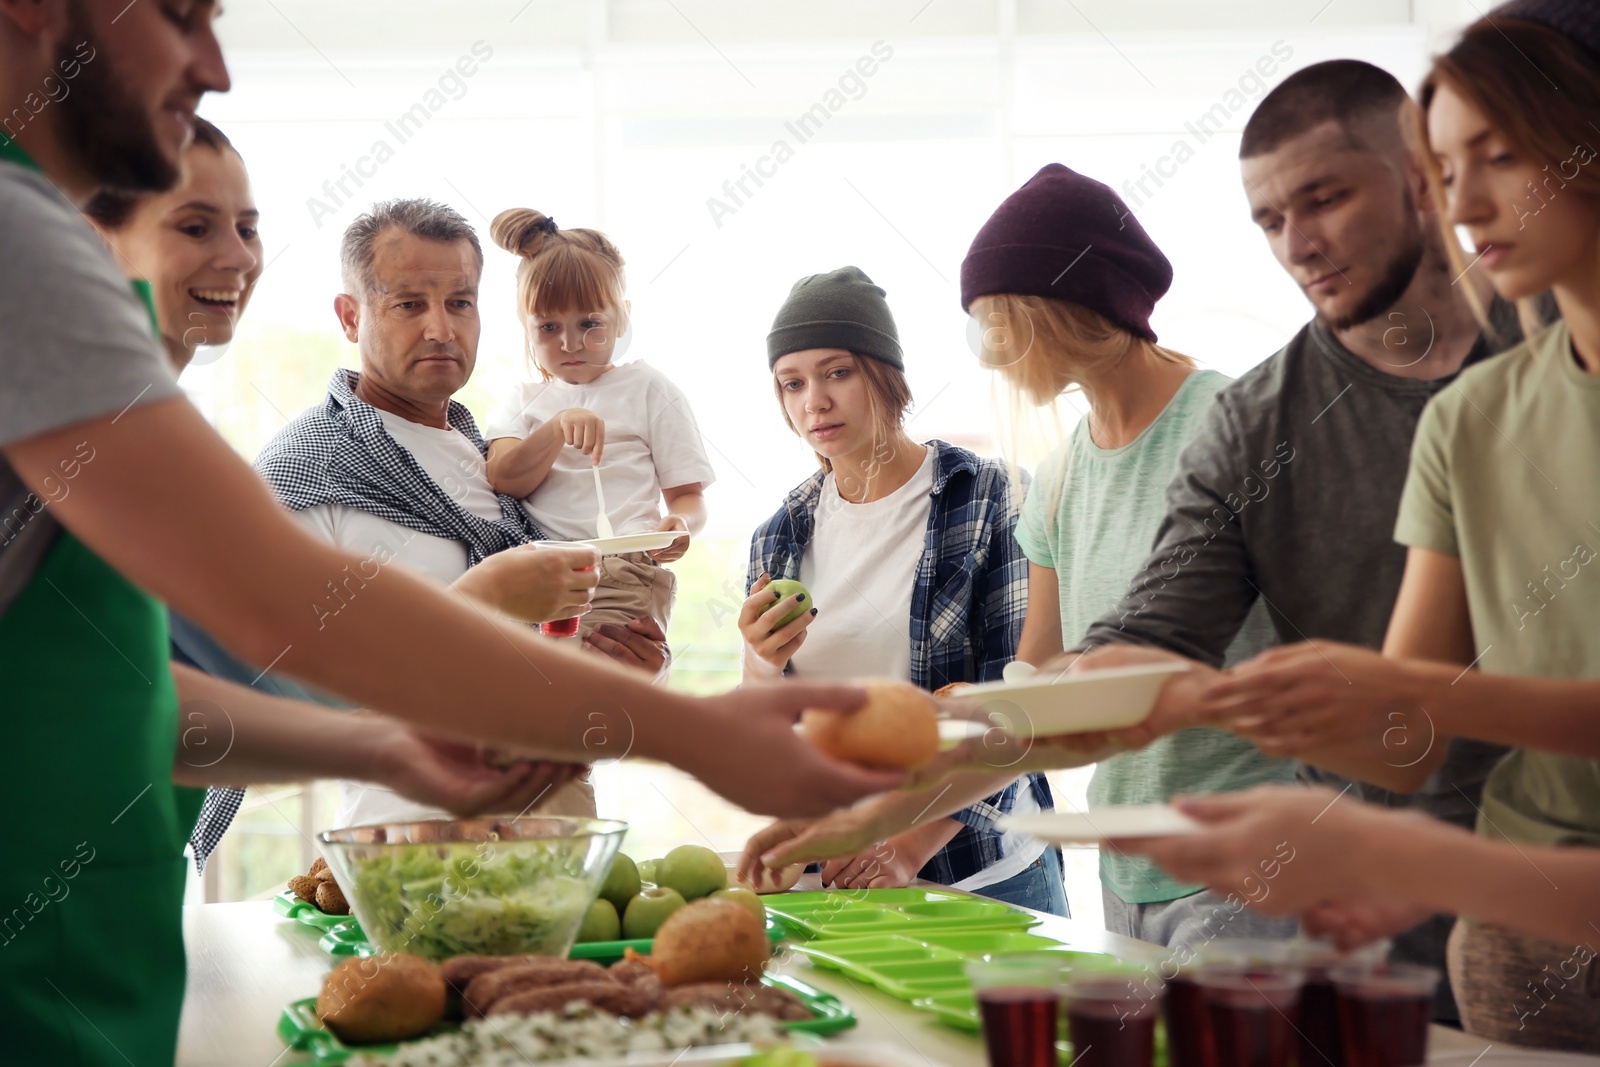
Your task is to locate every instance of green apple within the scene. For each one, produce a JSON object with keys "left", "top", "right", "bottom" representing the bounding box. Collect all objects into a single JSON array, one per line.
[
  {"left": 598, "top": 853, "right": 641, "bottom": 911},
  {"left": 759, "top": 579, "right": 812, "bottom": 630},
  {"left": 655, "top": 844, "right": 727, "bottom": 900},
  {"left": 576, "top": 898, "right": 621, "bottom": 943},
  {"left": 637, "top": 859, "right": 660, "bottom": 885},
  {"left": 623, "top": 886, "right": 687, "bottom": 939},
  {"left": 710, "top": 887, "right": 766, "bottom": 923}
]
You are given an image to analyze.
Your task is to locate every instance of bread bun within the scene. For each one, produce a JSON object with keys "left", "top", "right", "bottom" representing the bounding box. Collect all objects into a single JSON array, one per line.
[{"left": 799, "top": 681, "right": 939, "bottom": 770}]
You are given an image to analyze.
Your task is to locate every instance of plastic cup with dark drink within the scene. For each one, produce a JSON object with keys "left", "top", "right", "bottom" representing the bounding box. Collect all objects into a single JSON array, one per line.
[
  {"left": 1195, "top": 965, "right": 1304, "bottom": 1067},
  {"left": 1332, "top": 961, "right": 1438, "bottom": 1067},
  {"left": 966, "top": 955, "right": 1070, "bottom": 1067},
  {"left": 1289, "top": 938, "right": 1392, "bottom": 1067},
  {"left": 1163, "top": 967, "right": 1211, "bottom": 1067},
  {"left": 1064, "top": 971, "right": 1165, "bottom": 1067},
  {"left": 1166, "top": 937, "right": 1295, "bottom": 1067}
]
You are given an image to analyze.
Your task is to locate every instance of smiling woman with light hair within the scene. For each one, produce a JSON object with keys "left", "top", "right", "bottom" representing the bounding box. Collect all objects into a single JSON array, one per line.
[{"left": 84, "top": 118, "right": 261, "bottom": 372}]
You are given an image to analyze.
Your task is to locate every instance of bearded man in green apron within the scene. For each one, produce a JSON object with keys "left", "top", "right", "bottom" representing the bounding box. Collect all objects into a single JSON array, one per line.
[{"left": 0, "top": 4, "right": 904, "bottom": 1062}]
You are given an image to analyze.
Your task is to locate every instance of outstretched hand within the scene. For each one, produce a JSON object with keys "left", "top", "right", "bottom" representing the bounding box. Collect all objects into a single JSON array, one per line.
[
  {"left": 690, "top": 682, "right": 908, "bottom": 818},
  {"left": 372, "top": 722, "right": 586, "bottom": 817}
]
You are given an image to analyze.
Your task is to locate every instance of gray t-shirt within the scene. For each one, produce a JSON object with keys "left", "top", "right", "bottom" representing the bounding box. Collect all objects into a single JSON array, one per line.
[
  {"left": 0, "top": 159, "right": 182, "bottom": 613},
  {"left": 1076, "top": 307, "right": 1534, "bottom": 1018}
]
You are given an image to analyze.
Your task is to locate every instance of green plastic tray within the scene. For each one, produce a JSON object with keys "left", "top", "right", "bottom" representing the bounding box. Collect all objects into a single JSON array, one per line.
[
  {"left": 317, "top": 914, "right": 786, "bottom": 961},
  {"left": 762, "top": 888, "right": 1040, "bottom": 940},
  {"left": 791, "top": 929, "right": 1116, "bottom": 1011},
  {"left": 912, "top": 989, "right": 981, "bottom": 1032},
  {"left": 278, "top": 972, "right": 855, "bottom": 1064},
  {"left": 273, "top": 889, "right": 357, "bottom": 934}
]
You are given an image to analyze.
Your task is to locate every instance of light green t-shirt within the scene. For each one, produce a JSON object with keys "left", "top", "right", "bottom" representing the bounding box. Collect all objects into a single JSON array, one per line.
[
  {"left": 1395, "top": 319, "right": 1600, "bottom": 848},
  {"left": 1017, "top": 369, "right": 1291, "bottom": 904}
]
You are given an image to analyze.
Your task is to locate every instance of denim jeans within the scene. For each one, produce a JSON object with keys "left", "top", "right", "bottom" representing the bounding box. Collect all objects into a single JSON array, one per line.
[{"left": 973, "top": 848, "right": 1070, "bottom": 917}]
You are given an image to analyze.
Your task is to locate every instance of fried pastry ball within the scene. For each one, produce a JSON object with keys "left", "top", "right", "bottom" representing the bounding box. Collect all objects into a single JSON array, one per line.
[
  {"left": 316, "top": 953, "right": 446, "bottom": 1044},
  {"left": 288, "top": 874, "right": 319, "bottom": 904},
  {"left": 314, "top": 879, "right": 350, "bottom": 915},
  {"left": 644, "top": 898, "right": 770, "bottom": 987}
]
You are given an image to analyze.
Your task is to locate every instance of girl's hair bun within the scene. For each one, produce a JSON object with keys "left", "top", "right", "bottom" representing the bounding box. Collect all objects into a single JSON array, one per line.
[{"left": 490, "top": 207, "right": 558, "bottom": 258}]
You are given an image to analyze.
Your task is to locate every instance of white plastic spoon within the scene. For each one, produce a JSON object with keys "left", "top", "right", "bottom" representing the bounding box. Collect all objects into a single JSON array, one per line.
[{"left": 592, "top": 464, "right": 614, "bottom": 540}]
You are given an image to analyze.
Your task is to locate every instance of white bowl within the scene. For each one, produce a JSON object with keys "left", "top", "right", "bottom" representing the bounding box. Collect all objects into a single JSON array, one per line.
[{"left": 947, "top": 661, "right": 1189, "bottom": 736}]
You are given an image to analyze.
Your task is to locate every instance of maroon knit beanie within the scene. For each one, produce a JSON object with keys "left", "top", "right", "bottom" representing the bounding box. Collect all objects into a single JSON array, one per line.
[
  {"left": 960, "top": 163, "right": 1173, "bottom": 342},
  {"left": 1489, "top": 0, "right": 1600, "bottom": 62}
]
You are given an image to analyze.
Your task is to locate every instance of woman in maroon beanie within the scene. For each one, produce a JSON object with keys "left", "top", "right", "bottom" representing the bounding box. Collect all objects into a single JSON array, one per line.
[{"left": 961, "top": 163, "right": 1298, "bottom": 947}]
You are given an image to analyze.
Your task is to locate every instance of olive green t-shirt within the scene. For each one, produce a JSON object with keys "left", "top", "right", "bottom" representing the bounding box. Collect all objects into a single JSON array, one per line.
[
  {"left": 1396, "top": 319, "right": 1600, "bottom": 847},
  {"left": 1018, "top": 370, "right": 1292, "bottom": 904}
]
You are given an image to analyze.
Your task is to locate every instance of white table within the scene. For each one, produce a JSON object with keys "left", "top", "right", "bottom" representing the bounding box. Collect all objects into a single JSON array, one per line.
[{"left": 176, "top": 899, "right": 1548, "bottom": 1067}]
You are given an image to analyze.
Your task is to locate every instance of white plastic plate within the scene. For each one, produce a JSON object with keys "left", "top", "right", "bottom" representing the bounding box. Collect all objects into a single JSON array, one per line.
[
  {"left": 947, "top": 661, "right": 1190, "bottom": 736},
  {"left": 564, "top": 532, "right": 684, "bottom": 555},
  {"left": 997, "top": 804, "right": 1201, "bottom": 843}
]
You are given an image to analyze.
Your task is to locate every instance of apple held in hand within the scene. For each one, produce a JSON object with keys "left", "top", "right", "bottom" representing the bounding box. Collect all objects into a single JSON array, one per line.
[
  {"left": 758, "top": 579, "right": 812, "bottom": 631},
  {"left": 800, "top": 680, "right": 940, "bottom": 770}
]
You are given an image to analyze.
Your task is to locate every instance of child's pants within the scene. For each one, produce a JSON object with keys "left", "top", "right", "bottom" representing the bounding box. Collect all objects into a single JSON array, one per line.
[{"left": 578, "top": 551, "right": 677, "bottom": 649}]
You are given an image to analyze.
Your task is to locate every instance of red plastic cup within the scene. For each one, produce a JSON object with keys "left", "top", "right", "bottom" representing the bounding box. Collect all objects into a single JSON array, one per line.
[
  {"left": 1196, "top": 967, "right": 1303, "bottom": 1067},
  {"left": 541, "top": 616, "right": 581, "bottom": 638},
  {"left": 1064, "top": 973, "right": 1165, "bottom": 1067},
  {"left": 1333, "top": 962, "right": 1438, "bottom": 1067},
  {"left": 532, "top": 544, "right": 595, "bottom": 639}
]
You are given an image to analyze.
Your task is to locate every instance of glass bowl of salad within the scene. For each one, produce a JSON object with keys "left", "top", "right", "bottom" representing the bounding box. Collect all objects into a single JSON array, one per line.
[{"left": 318, "top": 816, "right": 628, "bottom": 961}]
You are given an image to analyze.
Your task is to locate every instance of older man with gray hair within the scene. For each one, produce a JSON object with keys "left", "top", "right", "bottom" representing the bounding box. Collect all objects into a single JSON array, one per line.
[{"left": 248, "top": 198, "right": 666, "bottom": 827}]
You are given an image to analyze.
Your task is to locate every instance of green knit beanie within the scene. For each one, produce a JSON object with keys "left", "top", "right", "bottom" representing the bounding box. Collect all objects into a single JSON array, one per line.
[{"left": 766, "top": 265, "right": 904, "bottom": 370}]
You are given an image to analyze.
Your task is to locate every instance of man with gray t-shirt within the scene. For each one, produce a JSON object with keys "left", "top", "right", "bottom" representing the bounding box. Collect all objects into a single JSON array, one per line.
[{"left": 1076, "top": 62, "right": 1536, "bottom": 1022}]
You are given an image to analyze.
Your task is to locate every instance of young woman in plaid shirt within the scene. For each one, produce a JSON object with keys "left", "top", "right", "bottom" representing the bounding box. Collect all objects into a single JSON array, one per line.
[{"left": 737, "top": 266, "right": 1067, "bottom": 916}]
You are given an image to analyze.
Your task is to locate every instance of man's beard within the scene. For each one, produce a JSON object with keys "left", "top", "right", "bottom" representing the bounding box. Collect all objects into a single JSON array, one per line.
[
  {"left": 55, "top": 2, "right": 179, "bottom": 193},
  {"left": 1328, "top": 228, "right": 1426, "bottom": 332}
]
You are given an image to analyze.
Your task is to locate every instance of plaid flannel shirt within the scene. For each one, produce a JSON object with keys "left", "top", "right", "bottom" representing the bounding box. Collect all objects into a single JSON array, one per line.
[
  {"left": 190, "top": 369, "right": 546, "bottom": 869},
  {"left": 255, "top": 368, "right": 545, "bottom": 559},
  {"left": 747, "top": 439, "right": 1052, "bottom": 886}
]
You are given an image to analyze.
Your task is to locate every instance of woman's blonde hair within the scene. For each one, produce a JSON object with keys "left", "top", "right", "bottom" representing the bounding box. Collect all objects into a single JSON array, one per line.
[
  {"left": 1414, "top": 17, "right": 1600, "bottom": 342},
  {"left": 773, "top": 353, "right": 914, "bottom": 489},
  {"left": 490, "top": 207, "right": 628, "bottom": 381},
  {"left": 972, "top": 293, "right": 1194, "bottom": 472}
]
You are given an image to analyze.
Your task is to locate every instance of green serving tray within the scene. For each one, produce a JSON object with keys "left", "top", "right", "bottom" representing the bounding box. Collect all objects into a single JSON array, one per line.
[
  {"left": 273, "top": 889, "right": 358, "bottom": 934},
  {"left": 791, "top": 929, "right": 1118, "bottom": 1013},
  {"left": 912, "top": 989, "right": 981, "bottom": 1032},
  {"left": 278, "top": 972, "right": 855, "bottom": 1064},
  {"left": 317, "top": 914, "right": 786, "bottom": 961},
  {"left": 762, "top": 889, "right": 1040, "bottom": 940}
]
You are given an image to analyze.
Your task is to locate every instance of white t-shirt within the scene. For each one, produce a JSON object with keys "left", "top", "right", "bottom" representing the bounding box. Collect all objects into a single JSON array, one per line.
[
  {"left": 485, "top": 361, "right": 716, "bottom": 542},
  {"left": 290, "top": 409, "right": 505, "bottom": 829},
  {"left": 785, "top": 446, "right": 934, "bottom": 682}
]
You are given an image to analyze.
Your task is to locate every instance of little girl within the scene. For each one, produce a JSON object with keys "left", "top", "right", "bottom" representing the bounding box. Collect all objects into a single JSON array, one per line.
[{"left": 485, "top": 209, "right": 715, "bottom": 649}]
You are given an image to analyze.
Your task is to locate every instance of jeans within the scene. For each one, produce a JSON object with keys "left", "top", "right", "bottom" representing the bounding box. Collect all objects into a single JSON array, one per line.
[{"left": 973, "top": 848, "right": 1070, "bottom": 917}]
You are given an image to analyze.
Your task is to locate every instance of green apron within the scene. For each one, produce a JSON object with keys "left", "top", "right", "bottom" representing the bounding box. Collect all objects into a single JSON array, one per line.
[{"left": 1, "top": 136, "right": 205, "bottom": 1064}]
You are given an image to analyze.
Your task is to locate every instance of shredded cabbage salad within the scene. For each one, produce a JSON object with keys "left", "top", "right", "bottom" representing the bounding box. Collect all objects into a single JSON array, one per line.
[{"left": 349, "top": 842, "right": 594, "bottom": 959}]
